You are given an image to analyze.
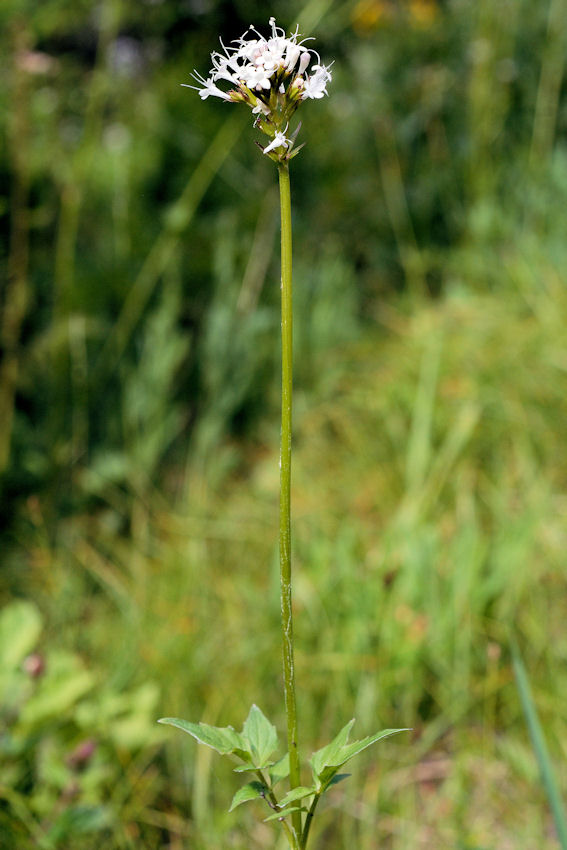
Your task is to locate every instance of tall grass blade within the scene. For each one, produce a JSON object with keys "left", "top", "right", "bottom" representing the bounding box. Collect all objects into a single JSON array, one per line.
[{"left": 512, "top": 642, "right": 567, "bottom": 849}]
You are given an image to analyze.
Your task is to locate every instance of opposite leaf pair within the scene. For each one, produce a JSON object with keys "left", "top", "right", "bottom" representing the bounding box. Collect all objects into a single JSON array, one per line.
[{"left": 159, "top": 705, "right": 408, "bottom": 849}]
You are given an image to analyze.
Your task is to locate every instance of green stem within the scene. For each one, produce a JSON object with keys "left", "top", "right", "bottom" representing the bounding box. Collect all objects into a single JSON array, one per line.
[
  {"left": 254, "top": 770, "right": 298, "bottom": 850},
  {"left": 301, "top": 793, "right": 321, "bottom": 849},
  {"left": 278, "top": 159, "right": 301, "bottom": 843}
]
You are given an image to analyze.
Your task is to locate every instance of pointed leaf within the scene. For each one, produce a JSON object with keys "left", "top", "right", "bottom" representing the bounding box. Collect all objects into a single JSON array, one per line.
[
  {"left": 278, "top": 785, "right": 317, "bottom": 808},
  {"left": 316, "top": 764, "right": 342, "bottom": 791},
  {"left": 289, "top": 121, "right": 302, "bottom": 143},
  {"left": 242, "top": 704, "right": 279, "bottom": 766},
  {"left": 158, "top": 717, "right": 246, "bottom": 755},
  {"left": 263, "top": 805, "right": 306, "bottom": 823},
  {"left": 269, "top": 752, "right": 290, "bottom": 787},
  {"left": 310, "top": 719, "right": 355, "bottom": 777},
  {"left": 229, "top": 781, "right": 267, "bottom": 812},
  {"left": 316, "top": 769, "right": 354, "bottom": 795},
  {"left": 288, "top": 143, "right": 306, "bottom": 160},
  {"left": 311, "top": 723, "right": 410, "bottom": 790},
  {"left": 328, "top": 773, "right": 351, "bottom": 787},
  {"left": 334, "top": 728, "right": 410, "bottom": 768}
]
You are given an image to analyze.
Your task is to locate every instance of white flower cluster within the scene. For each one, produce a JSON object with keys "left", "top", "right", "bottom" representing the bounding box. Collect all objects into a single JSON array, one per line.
[{"left": 184, "top": 17, "right": 332, "bottom": 161}]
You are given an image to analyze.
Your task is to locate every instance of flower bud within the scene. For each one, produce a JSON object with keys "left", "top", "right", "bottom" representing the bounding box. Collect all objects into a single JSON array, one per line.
[
  {"left": 285, "top": 44, "right": 301, "bottom": 71},
  {"left": 298, "top": 51, "right": 311, "bottom": 75}
]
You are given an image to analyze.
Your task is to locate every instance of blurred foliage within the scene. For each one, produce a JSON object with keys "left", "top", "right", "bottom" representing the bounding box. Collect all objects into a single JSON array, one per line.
[
  {"left": 1, "top": 0, "right": 567, "bottom": 847},
  {"left": 2, "top": 0, "right": 564, "bottom": 528},
  {"left": 0, "top": 600, "right": 162, "bottom": 849}
]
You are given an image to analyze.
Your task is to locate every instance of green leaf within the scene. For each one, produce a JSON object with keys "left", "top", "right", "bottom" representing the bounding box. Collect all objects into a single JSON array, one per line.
[
  {"left": 228, "top": 781, "right": 267, "bottom": 812},
  {"left": 242, "top": 704, "right": 279, "bottom": 766},
  {"left": 288, "top": 143, "right": 306, "bottom": 161},
  {"left": 328, "top": 773, "right": 350, "bottom": 787},
  {"left": 158, "top": 717, "right": 246, "bottom": 756},
  {"left": 333, "top": 728, "right": 410, "bottom": 767},
  {"left": 269, "top": 752, "right": 290, "bottom": 786},
  {"left": 263, "top": 805, "right": 306, "bottom": 823},
  {"left": 310, "top": 719, "right": 355, "bottom": 778},
  {"left": 278, "top": 785, "right": 316, "bottom": 807},
  {"left": 310, "top": 722, "right": 410, "bottom": 790}
]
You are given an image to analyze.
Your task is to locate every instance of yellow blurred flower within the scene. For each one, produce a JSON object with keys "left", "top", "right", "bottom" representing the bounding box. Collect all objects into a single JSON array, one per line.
[
  {"left": 351, "top": 0, "right": 438, "bottom": 32},
  {"left": 409, "top": 0, "right": 438, "bottom": 26},
  {"left": 352, "top": 0, "right": 393, "bottom": 33}
]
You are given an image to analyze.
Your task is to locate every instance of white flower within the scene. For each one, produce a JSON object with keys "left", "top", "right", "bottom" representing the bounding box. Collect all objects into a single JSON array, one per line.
[
  {"left": 242, "top": 65, "right": 272, "bottom": 90},
  {"left": 188, "top": 18, "right": 331, "bottom": 103},
  {"left": 185, "top": 18, "right": 332, "bottom": 160},
  {"left": 263, "top": 131, "right": 290, "bottom": 155},
  {"left": 182, "top": 71, "right": 232, "bottom": 101},
  {"left": 209, "top": 52, "right": 240, "bottom": 84},
  {"left": 302, "top": 64, "right": 333, "bottom": 99}
]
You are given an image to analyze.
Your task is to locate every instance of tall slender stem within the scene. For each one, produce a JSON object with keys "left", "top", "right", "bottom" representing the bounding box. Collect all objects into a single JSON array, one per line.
[{"left": 278, "top": 160, "right": 301, "bottom": 842}]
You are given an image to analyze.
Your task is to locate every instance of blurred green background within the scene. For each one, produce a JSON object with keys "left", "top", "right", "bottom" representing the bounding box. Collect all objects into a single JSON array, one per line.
[{"left": 1, "top": 0, "right": 567, "bottom": 847}]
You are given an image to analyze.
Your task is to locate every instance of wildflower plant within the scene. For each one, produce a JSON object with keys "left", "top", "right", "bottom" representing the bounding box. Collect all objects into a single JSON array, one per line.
[{"left": 159, "top": 18, "right": 407, "bottom": 850}]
